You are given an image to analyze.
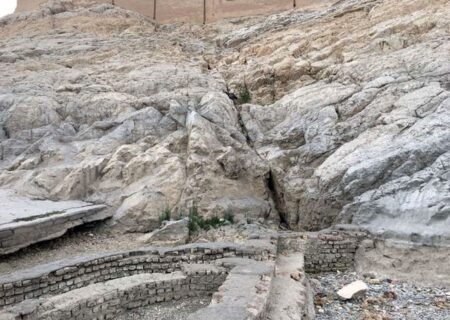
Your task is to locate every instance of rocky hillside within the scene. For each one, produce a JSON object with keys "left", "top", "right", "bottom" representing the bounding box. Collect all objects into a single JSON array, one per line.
[{"left": 0, "top": 0, "right": 449, "bottom": 245}]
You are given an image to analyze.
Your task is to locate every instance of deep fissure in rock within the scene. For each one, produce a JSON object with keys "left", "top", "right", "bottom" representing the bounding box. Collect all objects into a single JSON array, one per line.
[{"left": 266, "top": 170, "right": 289, "bottom": 227}]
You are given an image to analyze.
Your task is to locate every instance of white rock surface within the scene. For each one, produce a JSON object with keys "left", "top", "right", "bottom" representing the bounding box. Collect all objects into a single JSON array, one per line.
[
  {"left": 0, "top": 0, "right": 449, "bottom": 245},
  {"left": 0, "top": 188, "right": 99, "bottom": 225}
]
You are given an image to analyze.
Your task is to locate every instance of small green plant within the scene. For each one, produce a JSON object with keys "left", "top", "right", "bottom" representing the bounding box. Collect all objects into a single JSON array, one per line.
[
  {"left": 238, "top": 83, "right": 252, "bottom": 104},
  {"left": 159, "top": 208, "right": 171, "bottom": 225},
  {"left": 188, "top": 206, "right": 201, "bottom": 233},
  {"left": 188, "top": 205, "right": 235, "bottom": 234}
]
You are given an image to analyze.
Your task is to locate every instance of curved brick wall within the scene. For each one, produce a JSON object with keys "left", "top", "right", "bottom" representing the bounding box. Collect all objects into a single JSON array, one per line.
[
  {"left": 0, "top": 230, "right": 365, "bottom": 320},
  {"left": 1, "top": 266, "right": 228, "bottom": 320},
  {"left": 0, "top": 241, "right": 275, "bottom": 308}
]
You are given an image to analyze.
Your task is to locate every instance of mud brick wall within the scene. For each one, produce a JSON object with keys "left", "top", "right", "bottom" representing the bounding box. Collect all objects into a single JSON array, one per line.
[
  {"left": 277, "top": 229, "right": 367, "bottom": 273},
  {"left": 0, "top": 241, "right": 275, "bottom": 308},
  {"left": 2, "top": 267, "right": 228, "bottom": 320},
  {"left": 304, "top": 230, "right": 365, "bottom": 273}
]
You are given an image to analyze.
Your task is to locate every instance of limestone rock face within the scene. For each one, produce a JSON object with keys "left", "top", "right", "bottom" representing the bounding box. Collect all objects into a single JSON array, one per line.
[
  {"left": 220, "top": 0, "right": 450, "bottom": 244},
  {"left": 0, "top": 0, "right": 449, "bottom": 244}
]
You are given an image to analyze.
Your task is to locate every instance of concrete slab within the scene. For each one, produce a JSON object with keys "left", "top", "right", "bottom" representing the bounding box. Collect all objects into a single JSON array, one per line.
[
  {"left": 0, "top": 189, "right": 96, "bottom": 225},
  {"left": 0, "top": 189, "right": 109, "bottom": 255}
]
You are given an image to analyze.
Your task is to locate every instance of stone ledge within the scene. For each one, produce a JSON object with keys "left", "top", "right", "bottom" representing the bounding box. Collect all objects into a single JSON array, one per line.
[{"left": 0, "top": 204, "right": 109, "bottom": 256}]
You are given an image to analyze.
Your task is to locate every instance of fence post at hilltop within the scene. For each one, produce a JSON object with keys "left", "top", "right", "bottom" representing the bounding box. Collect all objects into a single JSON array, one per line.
[{"left": 203, "top": 0, "right": 207, "bottom": 24}]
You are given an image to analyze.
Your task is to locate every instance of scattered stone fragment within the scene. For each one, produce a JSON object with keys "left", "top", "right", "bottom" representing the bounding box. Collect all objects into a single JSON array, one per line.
[
  {"left": 368, "top": 278, "right": 382, "bottom": 285},
  {"left": 290, "top": 271, "right": 302, "bottom": 281},
  {"left": 382, "top": 291, "right": 397, "bottom": 300},
  {"left": 337, "top": 280, "right": 369, "bottom": 300}
]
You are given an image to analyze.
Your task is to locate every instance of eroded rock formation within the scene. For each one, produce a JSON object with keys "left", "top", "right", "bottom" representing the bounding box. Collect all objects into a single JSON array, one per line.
[{"left": 0, "top": 0, "right": 449, "bottom": 246}]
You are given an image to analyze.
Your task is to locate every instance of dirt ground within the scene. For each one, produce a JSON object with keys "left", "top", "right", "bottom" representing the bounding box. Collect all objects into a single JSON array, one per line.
[{"left": 0, "top": 222, "right": 143, "bottom": 275}]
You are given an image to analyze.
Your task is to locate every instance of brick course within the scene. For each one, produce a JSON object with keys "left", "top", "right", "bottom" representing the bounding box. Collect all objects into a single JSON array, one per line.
[{"left": 0, "top": 241, "right": 275, "bottom": 308}]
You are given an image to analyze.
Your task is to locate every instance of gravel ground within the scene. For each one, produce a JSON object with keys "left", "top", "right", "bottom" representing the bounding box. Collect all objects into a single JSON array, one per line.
[
  {"left": 115, "top": 297, "right": 210, "bottom": 320},
  {"left": 311, "top": 272, "right": 450, "bottom": 320}
]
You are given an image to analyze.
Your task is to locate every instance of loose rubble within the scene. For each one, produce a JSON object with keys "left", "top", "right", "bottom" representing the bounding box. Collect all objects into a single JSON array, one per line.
[
  {"left": 116, "top": 297, "right": 210, "bottom": 320},
  {"left": 312, "top": 272, "right": 450, "bottom": 320}
]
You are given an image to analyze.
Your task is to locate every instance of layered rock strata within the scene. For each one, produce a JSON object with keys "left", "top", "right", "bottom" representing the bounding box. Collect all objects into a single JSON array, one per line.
[{"left": 0, "top": 0, "right": 449, "bottom": 246}]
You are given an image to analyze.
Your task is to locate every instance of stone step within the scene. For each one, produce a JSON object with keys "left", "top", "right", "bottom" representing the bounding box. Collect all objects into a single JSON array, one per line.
[{"left": 188, "top": 258, "right": 275, "bottom": 320}]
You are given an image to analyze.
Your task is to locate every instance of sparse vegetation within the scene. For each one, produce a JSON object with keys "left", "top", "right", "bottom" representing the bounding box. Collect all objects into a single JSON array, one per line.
[
  {"left": 158, "top": 206, "right": 234, "bottom": 233},
  {"left": 159, "top": 208, "right": 172, "bottom": 225},
  {"left": 238, "top": 83, "right": 252, "bottom": 104},
  {"left": 188, "top": 205, "right": 234, "bottom": 234}
]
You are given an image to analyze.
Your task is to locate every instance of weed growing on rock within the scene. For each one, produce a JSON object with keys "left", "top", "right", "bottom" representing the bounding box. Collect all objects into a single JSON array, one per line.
[
  {"left": 188, "top": 206, "right": 234, "bottom": 234},
  {"left": 238, "top": 83, "right": 252, "bottom": 104},
  {"left": 159, "top": 208, "right": 172, "bottom": 225}
]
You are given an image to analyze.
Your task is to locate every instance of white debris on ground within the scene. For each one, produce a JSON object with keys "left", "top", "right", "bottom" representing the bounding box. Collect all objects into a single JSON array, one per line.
[
  {"left": 312, "top": 272, "right": 450, "bottom": 320},
  {"left": 337, "top": 280, "right": 369, "bottom": 300}
]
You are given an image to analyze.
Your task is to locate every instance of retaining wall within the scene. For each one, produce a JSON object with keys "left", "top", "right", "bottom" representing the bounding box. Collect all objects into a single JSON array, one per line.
[
  {"left": 278, "top": 229, "right": 366, "bottom": 273},
  {"left": 14, "top": 0, "right": 334, "bottom": 23},
  {"left": 0, "top": 241, "right": 275, "bottom": 308},
  {"left": 1, "top": 265, "right": 227, "bottom": 320},
  {"left": 304, "top": 230, "right": 366, "bottom": 273}
]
